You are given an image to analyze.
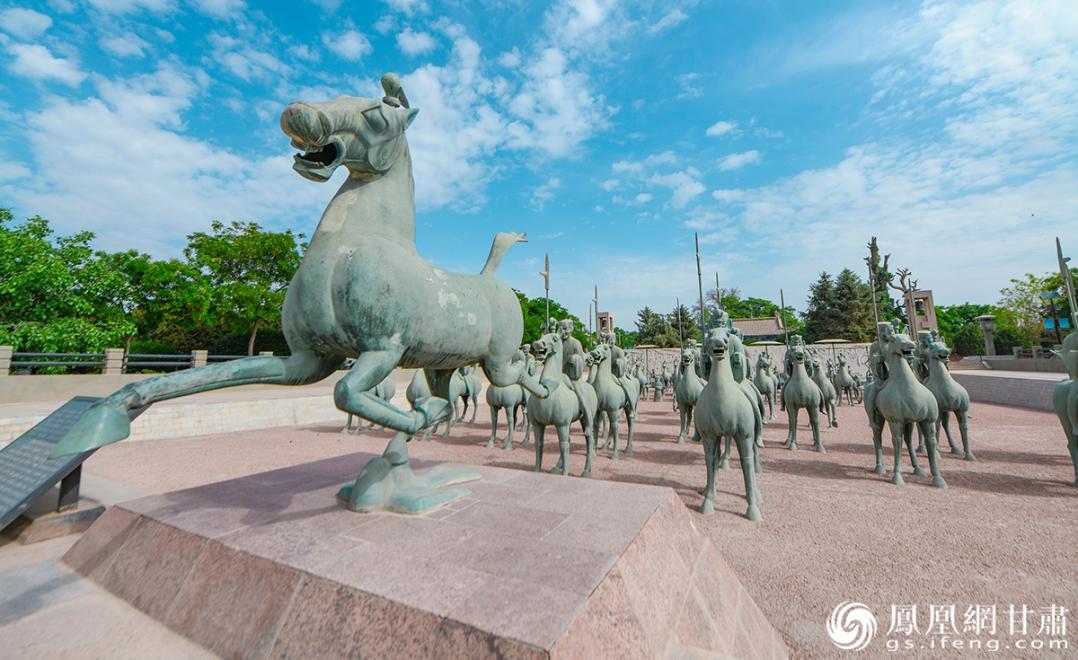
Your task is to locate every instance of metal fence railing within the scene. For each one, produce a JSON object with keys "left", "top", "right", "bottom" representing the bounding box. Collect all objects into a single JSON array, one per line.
[
  {"left": 1, "top": 349, "right": 259, "bottom": 375},
  {"left": 9, "top": 352, "right": 106, "bottom": 370}
]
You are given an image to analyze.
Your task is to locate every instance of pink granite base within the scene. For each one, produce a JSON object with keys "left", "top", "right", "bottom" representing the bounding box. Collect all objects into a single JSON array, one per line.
[{"left": 63, "top": 454, "right": 787, "bottom": 659}]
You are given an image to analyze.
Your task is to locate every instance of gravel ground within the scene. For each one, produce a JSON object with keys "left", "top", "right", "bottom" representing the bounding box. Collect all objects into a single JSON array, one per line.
[{"left": 85, "top": 396, "right": 1077, "bottom": 659}]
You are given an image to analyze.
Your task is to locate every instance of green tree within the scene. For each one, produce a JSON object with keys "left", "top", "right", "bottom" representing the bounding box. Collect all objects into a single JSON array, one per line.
[
  {"left": 635, "top": 306, "right": 670, "bottom": 346},
  {"left": 831, "top": 268, "right": 875, "bottom": 341},
  {"left": 183, "top": 221, "right": 305, "bottom": 355},
  {"left": 801, "top": 272, "right": 839, "bottom": 342},
  {"left": 998, "top": 274, "right": 1045, "bottom": 329},
  {"left": 0, "top": 210, "right": 135, "bottom": 354},
  {"left": 515, "top": 291, "right": 592, "bottom": 349},
  {"left": 667, "top": 304, "right": 698, "bottom": 346}
]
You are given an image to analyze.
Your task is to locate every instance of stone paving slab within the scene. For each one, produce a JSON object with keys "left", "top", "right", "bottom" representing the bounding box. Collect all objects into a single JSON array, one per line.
[{"left": 63, "top": 457, "right": 787, "bottom": 659}]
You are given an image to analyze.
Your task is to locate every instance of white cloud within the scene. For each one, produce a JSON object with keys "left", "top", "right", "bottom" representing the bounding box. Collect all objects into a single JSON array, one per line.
[
  {"left": 531, "top": 177, "right": 561, "bottom": 210},
  {"left": 386, "top": 0, "right": 428, "bottom": 15},
  {"left": 100, "top": 33, "right": 151, "bottom": 58},
  {"left": 0, "top": 8, "right": 52, "bottom": 38},
  {"left": 323, "top": 30, "right": 372, "bottom": 61},
  {"left": 601, "top": 179, "right": 618, "bottom": 191},
  {"left": 649, "top": 9, "right": 688, "bottom": 34},
  {"left": 675, "top": 72, "right": 702, "bottom": 99},
  {"left": 505, "top": 46, "right": 613, "bottom": 158},
  {"left": 2, "top": 64, "right": 335, "bottom": 256},
  {"left": 634, "top": 192, "right": 652, "bottom": 204},
  {"left": 498, "top": 48, "right": 521, "bottom": 68},
  {"left": 706, "top": 120, "right": 737, "bottom": 137},
  {"left": 718, "top": 150, "right": 761, "bottom": 170},
  {"left": 702, "top": 0, "right": 1078, "bottom": 307},
  {"left": 208, "top": 33, "right": 291, "bottom": 81},
  {"left": 0, "top": 161, "right": 30, "bottom": 181},
  {"left": 86, "top": 0, "right": 173, "bottom": 13},
  {"left": 397, "top": 27, "right": 436, "bottom": 56},
  {"left": 287, "top": 44, "right": 318, "bottom": 61},
  {"left": 6, "top": 43, "right": 85, "bottom": 87},
  {"left": 190, "top": 0, "right": 245, "bottom": 19},
  {"left": 374, "top": 14, "right": 396, "bottom": 34},
  {"left": 650, "top": 171, "right": 705, "bottom": 208}
]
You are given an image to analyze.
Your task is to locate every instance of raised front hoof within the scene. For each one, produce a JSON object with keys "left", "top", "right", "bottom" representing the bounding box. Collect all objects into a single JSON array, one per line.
[
  {"left": 755, "top": 439, "right": 764, "bottom": 449},
  {"left": 52, "top": 402, "right": 132, "bottom": 457},
  {"left": 700, "top": 499, "right": 715, "bottom": 515},
  {"left": 745, "top": 505, "right": 763, "bottom": 522},
  {"left": 913, "top": 467, "right": 928, "bottom": 478},
  {"left": 890, "top": 472, "right": 905, "bottom": 486}
]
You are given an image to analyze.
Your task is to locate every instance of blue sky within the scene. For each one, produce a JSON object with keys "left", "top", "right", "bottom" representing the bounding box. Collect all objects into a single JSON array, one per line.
[{"left": 1, "top": 0, "right": 1075, "bottom": 328}]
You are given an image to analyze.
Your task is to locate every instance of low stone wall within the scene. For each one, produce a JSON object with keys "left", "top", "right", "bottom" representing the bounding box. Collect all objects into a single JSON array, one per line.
[
  {"left": 0, "top": 370, "right": 420, "bottom": 448},
  {"left": 626, "top": 343, "right": 872, "bottom": 377},
  {"left": 952, "top": 372, "right": 1064, "bottom": 412}
]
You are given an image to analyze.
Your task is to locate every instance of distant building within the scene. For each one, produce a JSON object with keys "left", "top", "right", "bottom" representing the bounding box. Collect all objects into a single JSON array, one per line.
[
  {"left": 597, "top": 311, "right": 614, "bottom": 334},
  {"left": 731, "top": 310, "right": 786, "bottom": 341}
]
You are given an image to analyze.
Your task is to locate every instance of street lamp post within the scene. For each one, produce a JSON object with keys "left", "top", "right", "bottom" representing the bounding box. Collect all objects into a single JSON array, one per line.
[{"left": 975, "top": 315, "right": 997, "bottom": 356}]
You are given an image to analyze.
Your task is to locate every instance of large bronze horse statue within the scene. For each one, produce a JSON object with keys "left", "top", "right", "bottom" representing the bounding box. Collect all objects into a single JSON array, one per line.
[{"left": 55, "top": 74, "right": 555, "bottom": 513}]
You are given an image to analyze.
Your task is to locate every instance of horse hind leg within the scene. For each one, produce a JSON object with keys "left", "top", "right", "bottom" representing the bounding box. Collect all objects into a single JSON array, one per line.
[
  {"left": 905, "top": 425, "right": 926, "bottom": 476},
  {"left": 487, "top": 405, "right": 499, "bottom": 449},
  {"left": 718, "top": 437, "right": 730, "bottom": 469},
  {"left": 557, "top": 424, "right": 571, "bottom": 477},
  {"left": 55, "top": 350, "right": 341, "bottom": 456},
  {"left": 533, "top": 424, "right": 546, "bottom": 472},
  {"left": 869, "top": 413, "right": 886, "bottom": 474},
  {"left": 941, "top": 410, "right": 962, "bottom": 455},
  {"left": 623, "top": 403, "right": 635, "bottom": 454},
  {"left": 581, "top": 411, "right": 595, "bottom": 478},
  {"left": 504, "top": 404, "right": 516, "bottom": 450},
  {"left": 921, "top": 420, "right": 948, "bottom": 488},
  {"left": 609, "top": 410, "right": 621, "bottom": 460}
]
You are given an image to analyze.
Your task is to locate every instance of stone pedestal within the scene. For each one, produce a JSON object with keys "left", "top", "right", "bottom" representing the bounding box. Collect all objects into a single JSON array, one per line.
[{"left": 63, "top": 455, "right": 786, "bottom": 659}]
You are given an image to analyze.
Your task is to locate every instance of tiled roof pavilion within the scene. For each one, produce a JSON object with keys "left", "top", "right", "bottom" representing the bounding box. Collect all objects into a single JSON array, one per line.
[{"left": 731, "top": 312, "right": 785, "bottom": 339}]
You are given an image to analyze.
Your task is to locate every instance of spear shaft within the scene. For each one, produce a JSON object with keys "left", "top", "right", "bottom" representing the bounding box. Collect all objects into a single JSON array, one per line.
[
  {"left": 676, "top": 297, "right": 684, "bottom": 350},
  {"left": 695, "top": 233, "right": 706, "bottom": 340}
]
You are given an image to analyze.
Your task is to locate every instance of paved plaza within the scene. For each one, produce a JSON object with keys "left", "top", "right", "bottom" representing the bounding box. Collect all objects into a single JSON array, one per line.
[{"left": 2, "top": 393, "right": 1074, "bottom": 658}]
